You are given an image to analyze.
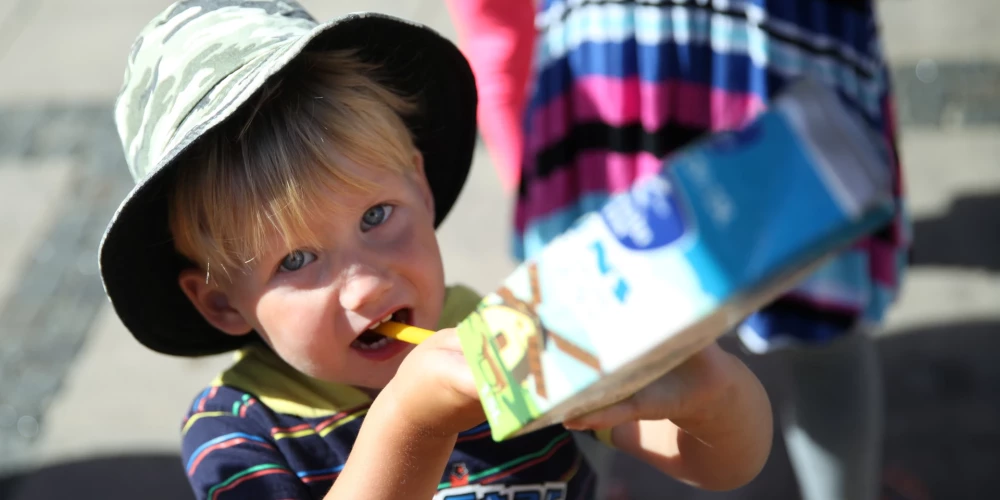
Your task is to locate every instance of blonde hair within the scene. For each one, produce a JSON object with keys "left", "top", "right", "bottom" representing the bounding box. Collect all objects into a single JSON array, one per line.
[{"left": 169, "top": 49, "right": 420, "bottom": 280}]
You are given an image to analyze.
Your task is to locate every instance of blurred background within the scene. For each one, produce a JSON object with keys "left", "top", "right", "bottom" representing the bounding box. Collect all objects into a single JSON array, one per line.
[{"left": 0, "top": 0, "right": 997, "bottom": 498}]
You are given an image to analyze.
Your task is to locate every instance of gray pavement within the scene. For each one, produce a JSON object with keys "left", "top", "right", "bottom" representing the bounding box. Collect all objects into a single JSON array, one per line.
[{"left": 0, "top": 0, "right": 998, "bottom": 499}]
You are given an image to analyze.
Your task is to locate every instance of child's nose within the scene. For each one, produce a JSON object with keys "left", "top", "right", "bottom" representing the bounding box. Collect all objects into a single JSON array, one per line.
[{"left": 338, "top": 269, "right": 392, "bottom": 313}]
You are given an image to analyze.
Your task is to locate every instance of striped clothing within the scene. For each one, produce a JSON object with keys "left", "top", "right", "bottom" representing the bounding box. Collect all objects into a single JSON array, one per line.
[
  {"left": 510, "top": 0, "right": 909, "bottom": 350},
  {"left": 181, "top": 286, "right": 596, "bottom": 499}
]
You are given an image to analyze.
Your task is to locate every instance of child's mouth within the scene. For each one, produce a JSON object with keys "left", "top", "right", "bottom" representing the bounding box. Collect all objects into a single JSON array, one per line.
[{"left": 351, "top": 309, "right": 412, "bottom": 352}]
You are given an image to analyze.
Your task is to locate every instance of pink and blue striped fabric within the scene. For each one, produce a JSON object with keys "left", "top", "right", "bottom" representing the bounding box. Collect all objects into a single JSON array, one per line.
[{"left": 514, "top": 0, "right": 910, "bottom": 350}]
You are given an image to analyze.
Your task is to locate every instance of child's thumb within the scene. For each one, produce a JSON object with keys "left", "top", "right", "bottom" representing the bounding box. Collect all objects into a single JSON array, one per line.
[{"left": 562, "top": 375, "right": 687, "bottom": 430}]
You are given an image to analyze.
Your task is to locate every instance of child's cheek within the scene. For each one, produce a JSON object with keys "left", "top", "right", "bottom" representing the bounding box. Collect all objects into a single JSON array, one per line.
[
  {"left": 387, "top": 217, "right": 445, "bottom": 328},
  {"left": 254, "top": 289, "right": 329, "bottom": 350}
]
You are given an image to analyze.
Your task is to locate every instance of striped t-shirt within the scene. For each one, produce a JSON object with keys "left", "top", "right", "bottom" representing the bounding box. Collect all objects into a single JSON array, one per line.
[
  {"left": 509, "top": 0, "right": 910, "bottom": 350},
  {"left": 180, "top": 285, "right": 596, "bottom": 499}
]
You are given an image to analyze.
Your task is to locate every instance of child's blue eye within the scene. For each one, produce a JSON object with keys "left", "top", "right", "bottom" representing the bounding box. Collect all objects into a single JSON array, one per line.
[
  {"left": 278, "top": 250, "right": 316, "bottom": 273},
  {"left": 360, "top": 204, "right": 394, "bottom": 232}
]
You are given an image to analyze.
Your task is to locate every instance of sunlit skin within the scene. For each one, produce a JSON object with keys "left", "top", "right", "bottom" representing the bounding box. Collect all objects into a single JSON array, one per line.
[
  {"left": 178, "top": 153, "right": 444, "bottom": 391},
  {"left": 177, "top": 153, "right": 773, "bottom": 499}
]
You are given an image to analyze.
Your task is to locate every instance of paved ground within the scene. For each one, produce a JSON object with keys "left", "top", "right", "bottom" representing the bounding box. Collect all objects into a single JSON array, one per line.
[{"left": 0, "top": 0, "right": 997, "bottom": 499}]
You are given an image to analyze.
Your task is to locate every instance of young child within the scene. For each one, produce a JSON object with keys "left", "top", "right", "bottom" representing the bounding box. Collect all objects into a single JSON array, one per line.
[{"left": 98, "top": 2, "right": 773, "bottom": 499}]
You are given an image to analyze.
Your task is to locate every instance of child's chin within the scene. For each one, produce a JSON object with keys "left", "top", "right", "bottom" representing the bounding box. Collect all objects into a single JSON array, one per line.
[
  {"left": 293, "top": 343, "right": 416, "bottom": 390},
  {"left": 350, "top": 348, "right": 415, "bottom": 387}
]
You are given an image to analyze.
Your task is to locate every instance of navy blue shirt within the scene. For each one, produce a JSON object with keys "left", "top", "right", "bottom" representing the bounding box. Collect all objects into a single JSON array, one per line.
[{"left": 180, "top": 286, "right": 597, "bottom": 499}]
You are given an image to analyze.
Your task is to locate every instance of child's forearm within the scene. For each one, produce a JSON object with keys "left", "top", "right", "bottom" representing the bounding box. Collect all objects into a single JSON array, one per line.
[
  {"left": 615, "top": 353, "right": 773, "bottom": 490},
  {"left": 324, "top": 396, "right": 456, "bottom": 499}
]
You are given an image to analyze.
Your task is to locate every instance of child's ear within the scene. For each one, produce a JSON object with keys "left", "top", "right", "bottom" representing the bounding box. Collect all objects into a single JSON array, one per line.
[
  {"left": 178, "top": 269, "right": 253, "bottom": 336},
  {"left": 411, "top": 150, "right": 435, "bottom": 215}
]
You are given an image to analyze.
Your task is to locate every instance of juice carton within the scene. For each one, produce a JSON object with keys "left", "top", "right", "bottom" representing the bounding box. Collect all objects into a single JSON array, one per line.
[{"left": 455, "top": 78, "right": 896, "bottom": 441}]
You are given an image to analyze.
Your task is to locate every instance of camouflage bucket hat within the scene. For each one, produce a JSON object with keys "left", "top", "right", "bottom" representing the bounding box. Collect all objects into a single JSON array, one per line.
[{"left": 98, "top": 0, "right": 477, "bottom": 357}]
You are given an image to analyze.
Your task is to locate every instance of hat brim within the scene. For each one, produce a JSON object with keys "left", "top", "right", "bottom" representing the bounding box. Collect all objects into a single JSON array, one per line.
[{"left": 98, "top": 13, "right": 477, "bottom": 357}]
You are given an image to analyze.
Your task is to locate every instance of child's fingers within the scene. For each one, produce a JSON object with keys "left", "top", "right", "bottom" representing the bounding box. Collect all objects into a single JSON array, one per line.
[
  {"left": 409, "top": 329, "right": 479, "bottom": 398},
  {"left": 564, "top": 370, "right": 689, "bottom": 430},
  {"left": 416, "top": 327, "right": 461, "bottom": 350},
  {"left": 441, "top": 349, "right": 480, "bottom": 399},
  {"left": 564, "top": 374, "right": 683, "bottom": 429},
  {"left": 562, "top": 399, "right": 639, "bottom": 430},
  {"left": 387, "top": 329, "right": 486, "bottom": 435},
  {"left": 564, "top": 343, "right": 749, "bottom": 431}
]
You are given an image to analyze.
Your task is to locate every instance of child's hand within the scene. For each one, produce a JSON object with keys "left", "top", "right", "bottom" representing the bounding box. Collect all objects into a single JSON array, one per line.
[
  {"left": 330, "top": 329, "right": 486, "bottom": 499},
  {"left": 563, "top": 342, "right": 744, "bottom": 430},
  {"left": 378, "top": 328, "right": 486, "bottom": 436},
  {"left": 563, "top": 342, "right": 773, "bottom": 491}
]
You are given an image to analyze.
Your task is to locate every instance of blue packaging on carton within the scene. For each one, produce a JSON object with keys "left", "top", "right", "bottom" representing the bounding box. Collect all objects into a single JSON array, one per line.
[{"left": 456, "top": 78, "right": 896, "bottom": 440}]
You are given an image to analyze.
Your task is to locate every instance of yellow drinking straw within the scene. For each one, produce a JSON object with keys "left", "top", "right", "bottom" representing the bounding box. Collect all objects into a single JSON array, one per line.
[{"left": 373, "top": 321, "right": 434, "bottom": 344}]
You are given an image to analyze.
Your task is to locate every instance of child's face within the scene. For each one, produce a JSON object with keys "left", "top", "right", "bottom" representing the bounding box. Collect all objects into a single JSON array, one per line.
[{"left": 211, "top": 156, "right": 445, "bottom": 389}]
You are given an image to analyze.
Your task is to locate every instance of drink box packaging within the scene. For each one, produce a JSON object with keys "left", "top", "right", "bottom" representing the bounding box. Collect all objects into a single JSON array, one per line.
[{"left": 455, "top": 79, "right": 896, "bottom": 441}]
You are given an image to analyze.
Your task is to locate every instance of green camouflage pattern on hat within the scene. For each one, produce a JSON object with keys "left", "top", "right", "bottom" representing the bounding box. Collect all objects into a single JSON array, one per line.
[
  {"left": 100, "top": 1, "right": 477, "bottom": 357},
  {"left": 114, "top": 0, "right": 321, "bottom": 183}
]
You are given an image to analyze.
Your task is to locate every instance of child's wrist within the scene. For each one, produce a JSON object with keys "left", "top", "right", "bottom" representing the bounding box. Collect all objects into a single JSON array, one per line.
[
  {"left": 371, "top": 381, "right": 462, "bottom": 440},
  {"left": 338, "top": 388, "right": 460, "bottom": 499}
]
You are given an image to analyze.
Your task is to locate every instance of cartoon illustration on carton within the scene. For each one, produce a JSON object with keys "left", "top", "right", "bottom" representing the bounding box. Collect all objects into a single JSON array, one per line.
[{"left": 460, "top": 262, "right": 605, "bottom": 428}]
